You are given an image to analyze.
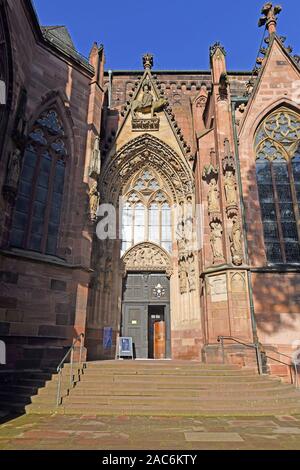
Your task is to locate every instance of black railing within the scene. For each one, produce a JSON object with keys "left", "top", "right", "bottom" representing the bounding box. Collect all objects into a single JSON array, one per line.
[
  {"left": 56, "top": 333, "right": 85, "bottom": 406},
  {"left": 217, "top": 335, "right": 299, "bottom": 388}
]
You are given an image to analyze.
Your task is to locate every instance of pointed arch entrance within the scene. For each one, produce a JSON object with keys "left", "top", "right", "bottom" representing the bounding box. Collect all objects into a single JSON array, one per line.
[
  {"left": 121, "top": 242, "right": 172, "bottom": 359},
  {"left": 87, "top": 133, "right": 201, "bottom": 361}
]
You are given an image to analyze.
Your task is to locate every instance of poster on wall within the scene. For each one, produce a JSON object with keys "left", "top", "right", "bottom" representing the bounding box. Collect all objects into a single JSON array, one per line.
[{"left": 103, "top": 327, "right": 113, "bottom": 350}]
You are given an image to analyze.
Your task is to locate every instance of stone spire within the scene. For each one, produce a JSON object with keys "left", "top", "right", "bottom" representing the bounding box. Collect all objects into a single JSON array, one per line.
[
  {"left": 143, "top": 53, "right": 153, "bottom": 70},
  {"left": 258, "top": 3, "right": 282, "bottom": 35}
]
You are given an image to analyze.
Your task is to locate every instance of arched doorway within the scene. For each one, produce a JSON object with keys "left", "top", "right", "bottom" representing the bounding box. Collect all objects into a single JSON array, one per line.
[
  {"left": 121, "top": 242, "right": 173, "bottom": 359},
  {"left": 87, "top": 133, "right": 201, "bottom": 361}
]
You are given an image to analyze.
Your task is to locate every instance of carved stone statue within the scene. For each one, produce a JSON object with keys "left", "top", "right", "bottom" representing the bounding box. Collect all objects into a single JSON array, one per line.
[
  {"left": 6, "top": 148, "right": 22, "bottom": 191},
  {"left": 89, "top": 136, "right": 101, "bottom": 179},
  {"left": 13, "top": 88, "right": 27, "bottom": 142},
  {"left": 224, "top": 171, "right": 237, "bottom": 206},
  {"left": 131, "top": 82, "right": 167, "bottom": 119},
  {"left": 230, "top": 216, "right": 243, "bottom": 266},
  {"left": 187, "top": 254, "right": 196, "bottom": 292},
  {"left": 210, "top": 222, "right": 224, "bottom": 261},
  {"left": 179, "top": 258, "right": 188, "bottom": 294},
  {"left": 89, "top": 181, "right": 100, "bottom": 221},
  {"left": 207, "top": 178, "right": 220, "bottom": 214}
]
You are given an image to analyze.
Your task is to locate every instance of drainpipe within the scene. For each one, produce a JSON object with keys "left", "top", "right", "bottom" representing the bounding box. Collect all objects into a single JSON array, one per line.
[
  {"left": 230, "top": 97, "right": 263, "bottom": 374},
  {"left": 108, "top": 70, "right": 113, "bottom": 109}
]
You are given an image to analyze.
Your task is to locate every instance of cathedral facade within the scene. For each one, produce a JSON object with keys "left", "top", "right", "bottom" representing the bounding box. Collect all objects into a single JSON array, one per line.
[{"left": 1, "top": 0, "right": 300, "bottom": 377}]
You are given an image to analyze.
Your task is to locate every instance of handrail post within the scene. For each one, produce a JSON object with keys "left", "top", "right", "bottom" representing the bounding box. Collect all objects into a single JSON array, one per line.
[
  {"left": 293, "top": 361, "right": 299, "bottom": 389},
  {"left": 79, "top": 334, "right": 84, "bottom": 367},
  {"left": 56, "top": 368, "right": 62, "bottom": 406},
  {"left": 255, "top": 342, "right": 263, "bottom": 375},
  {"left": 217, "top": 336, "right": 225, "bottom": 364},
  {"left": 70, "top": 346, "right": 74, "bottom": 388},
  {"left": 221, "top": 337, "right": 225, "bottom": 364}
]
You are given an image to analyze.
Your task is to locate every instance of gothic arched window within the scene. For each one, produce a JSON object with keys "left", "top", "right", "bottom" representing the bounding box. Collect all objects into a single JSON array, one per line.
[
  {"left": 255, "top": 108, "right": 300, "bottom": 263},
  {"left": 121, "top": 169, "right": 172, "bottom": 255},
  {"left": 0, "top": 4, "right": 13, "bottom": 158},
  {"left": 10, "top": 109, "right": 68, "bottom": 255}
]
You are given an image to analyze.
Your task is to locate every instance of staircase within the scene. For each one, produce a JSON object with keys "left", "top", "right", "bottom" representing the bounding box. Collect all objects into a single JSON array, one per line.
[{"left": 22, "top": 360, "right": 300, "bottom": 417}]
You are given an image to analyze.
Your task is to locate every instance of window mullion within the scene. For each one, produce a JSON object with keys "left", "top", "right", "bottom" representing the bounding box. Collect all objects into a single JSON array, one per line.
[
  {"left": 288, "top": 160, "right": 300, "bottom": 243},
  {"left": 271, "top": 161, "right": 287, "bottom": 263},
  {"left": 133, "top": 204, "right": 136, "bottom": 246},
  {"left": 24, "top": 148, "right": 41, "bottom": 249},
  {"left": 145, "top": 203, "right": 149, "bottom": 242},
  {"left": 41, "top": 154, "right": 57, "bottom": 254}
]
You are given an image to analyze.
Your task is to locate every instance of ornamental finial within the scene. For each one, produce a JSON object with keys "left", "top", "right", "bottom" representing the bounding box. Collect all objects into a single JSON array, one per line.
[
  {"left": 258, "top": 3, "right": 282, "bottom": 35},
  {"left": 143, "top": 53, "right": 153, "bottom": 70}
]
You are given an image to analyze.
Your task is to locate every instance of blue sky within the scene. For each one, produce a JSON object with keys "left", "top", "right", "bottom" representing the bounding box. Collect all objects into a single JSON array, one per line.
[{"left": 33, "top": 0, "right": 300, "bottom": 71}]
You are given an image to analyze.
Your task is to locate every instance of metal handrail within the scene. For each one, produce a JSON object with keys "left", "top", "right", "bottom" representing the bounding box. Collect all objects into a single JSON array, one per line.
[
  {"left": 217, "top": 335, "right": 299, "bottom": 389},
  {"left": 217, "top": 335, "right": 263, "bottom": 375},
  {"left": 56, "top": 333, "right": 85, "bottom": 406}
]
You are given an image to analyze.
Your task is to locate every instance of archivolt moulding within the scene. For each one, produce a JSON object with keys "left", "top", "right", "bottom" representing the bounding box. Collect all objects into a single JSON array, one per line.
[{"left": 100, "top": 133, "right": 194, "bottom": 205}]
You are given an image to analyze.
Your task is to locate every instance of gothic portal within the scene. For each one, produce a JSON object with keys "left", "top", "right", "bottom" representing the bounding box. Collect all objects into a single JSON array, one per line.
[{"left": 1, "top": 2, "right": 300, "bottom": 377}]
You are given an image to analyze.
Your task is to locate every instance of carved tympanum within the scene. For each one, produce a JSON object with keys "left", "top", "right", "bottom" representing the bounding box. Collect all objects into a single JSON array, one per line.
[{"left": 123, "top": 243, "right": 172, "bottom": 276}]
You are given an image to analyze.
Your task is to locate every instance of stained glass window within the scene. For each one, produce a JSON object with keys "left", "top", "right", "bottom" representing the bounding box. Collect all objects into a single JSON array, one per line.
[
  {"left": 10, "top": 109, "right": 68, "bottom": 255},
  {"left": 255, "top": 109, "right": 300, "bottom": 264},
  {"left": 121, "top": 168, "right": 173, "bottom": 256}
]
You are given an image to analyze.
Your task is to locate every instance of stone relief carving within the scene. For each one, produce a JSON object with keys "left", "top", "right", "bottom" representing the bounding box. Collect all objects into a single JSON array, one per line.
[
  {"left": 223, "top": 139, "right": 238, "bottom": 218},
  {"left": 89, "top": 181, "right": 100, "bottom": 222},
  {"left": 223, "top": 138, "right": 244, "bottom": 265},
  {"left": 224, "top": 171, "right": 237, "bottom": 206},
  {"left": 187, "top": 253, "right": 196, "bottom": 292},
  {"left": 230, "top": 216, "right": 243, "bottom": 266},
  {"left": 12, "top": 88, "right": 27, "bottom": 144},
  {"left": 207, "top": 178, "right": 221, "bottom": 214},
  {"left": 131, "top": 81, "right": 167, "bottom": 121},
  {"left": 123, "top": 243, "right": 172, "bottom": 276},
  {"left": 210, "top": 221, "right": 224, "bottom": 263},
  {"left": 178, "top": 257, "right": 188, "bottom": 294},
  {"left": 89, "top": 136, "right": 101, "bottom": 179},
  {"left": 101, "top": 134, "right": 194, "bottom": 204},
  {"left": 178, "top": 245, "right": 197, "bottom": 294},
  {"left": 202, "top": 164, "right": 220, "bottom": 216},
  {"left": 4, "top": 148, "right": 22, "bottom": 195}
]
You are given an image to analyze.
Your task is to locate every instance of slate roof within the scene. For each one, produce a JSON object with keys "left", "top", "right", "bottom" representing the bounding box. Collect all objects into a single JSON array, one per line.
[{"left": 41, "top": 25, "right": 93, "bottom": 71}]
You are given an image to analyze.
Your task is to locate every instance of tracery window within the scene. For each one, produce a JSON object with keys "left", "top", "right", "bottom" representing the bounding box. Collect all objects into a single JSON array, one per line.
[
  {"left": 121, "top": 169, "right": 172, "bottom": 255},
  {"left": 0, "top": 5, "right": 12, "bottom": 155},
  {"left": 10, "top": 109, "right": 67, "bottom": 255},
  {"left": 255, "top": 108, "right": 300, "bottom": 263}
]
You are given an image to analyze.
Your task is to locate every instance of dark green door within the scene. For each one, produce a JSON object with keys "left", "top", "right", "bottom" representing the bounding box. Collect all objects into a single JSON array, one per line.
[{"left": 122, "top": 273, "right": 171, "bottom": 359}]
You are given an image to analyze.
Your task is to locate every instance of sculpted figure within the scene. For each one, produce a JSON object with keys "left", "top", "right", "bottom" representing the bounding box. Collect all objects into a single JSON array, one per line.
[
  {"left": 210, "top": 222, "right": 224, "bottom": 261},
  {"left": 6, "top": 148, "right": 22, "bottom": 191},
  {"left": 224, "top": 171, "right": 237, "bottom": 206},
  {"left": 89, "top": 181, "right": 100, "bottom": 221},
  {"left": 187, "top": 254, "right": 196, "bottom": 292},
  {"left": 207, "top": 178, "right": 220, "bottom": 214},
  {"left": 89, "top": 136, "right": 101, "bottom": 179},
  {"left": 230, "top": 216, "right": 243, "bottom": 265},
  {"left": 179, "top": 258, "right": 188, "bottom": 294},
  {"left": 131, "top": 82, "right": 167, "bottom": 119}
]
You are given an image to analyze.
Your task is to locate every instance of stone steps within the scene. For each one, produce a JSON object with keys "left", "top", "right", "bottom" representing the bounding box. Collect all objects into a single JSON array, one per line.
[{"left": 22, "top": 360, "right": 300, "bottom": 417}]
